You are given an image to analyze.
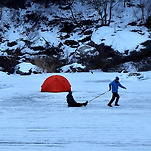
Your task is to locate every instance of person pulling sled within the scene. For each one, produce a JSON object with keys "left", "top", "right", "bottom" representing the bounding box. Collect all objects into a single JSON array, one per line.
[{"left": 108, "top": 76, "right": 126, "bottom": 107}]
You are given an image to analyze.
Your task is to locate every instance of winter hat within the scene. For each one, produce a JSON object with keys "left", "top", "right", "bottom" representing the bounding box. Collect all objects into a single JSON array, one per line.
[{"left": 115, "top": 76, "right": 119, "bottom": 80}]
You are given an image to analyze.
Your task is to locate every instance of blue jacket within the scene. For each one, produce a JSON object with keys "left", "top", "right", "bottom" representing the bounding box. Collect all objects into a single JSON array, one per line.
[{"left": 109, "top": 80, "right": 125, "bottom": 93}]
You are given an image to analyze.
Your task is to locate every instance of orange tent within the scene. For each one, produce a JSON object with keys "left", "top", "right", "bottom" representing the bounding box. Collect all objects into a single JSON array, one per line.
[{"left": 41, "top": 75, "right": 71, "bottom": 92}]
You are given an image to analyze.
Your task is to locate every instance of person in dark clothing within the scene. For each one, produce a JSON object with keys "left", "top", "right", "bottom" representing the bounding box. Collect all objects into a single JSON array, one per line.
[
  {"left": 108, "top": 76, "right": 126, "bottom": 107},
  {"left": 66, "top": 91, "right": 88, "bottom": 107}
]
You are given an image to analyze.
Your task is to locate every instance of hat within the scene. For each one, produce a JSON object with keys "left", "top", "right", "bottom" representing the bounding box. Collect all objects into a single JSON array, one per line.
[
  {"left": 69, "top": 91, "right": 72, "bottom": 94},
  {"left": 115, "top": 76, "right": 119, "bottom": 80}
]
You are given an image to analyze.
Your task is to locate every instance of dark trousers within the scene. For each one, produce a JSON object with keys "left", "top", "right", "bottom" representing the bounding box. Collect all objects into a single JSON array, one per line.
[
  {"left": 68, "top": 103, "right": 84, "bottom": 107},
  {"left": 108, "top": 92, "right": 120, "bottom": 105}
]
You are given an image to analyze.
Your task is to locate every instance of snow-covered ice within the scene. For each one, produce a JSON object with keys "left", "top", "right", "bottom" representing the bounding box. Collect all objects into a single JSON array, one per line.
[{"left": 0, "top": 71, "right": 151, "bottom": 151}]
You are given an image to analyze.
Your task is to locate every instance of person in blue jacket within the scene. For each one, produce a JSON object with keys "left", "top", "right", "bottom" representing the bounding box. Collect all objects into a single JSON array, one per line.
[{"left": 108, "top": 76, "right": 126, "bottom": 107}]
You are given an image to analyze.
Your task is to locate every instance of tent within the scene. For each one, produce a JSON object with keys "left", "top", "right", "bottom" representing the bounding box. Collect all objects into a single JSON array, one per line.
[{"left": 41, "top": 75, "right": 71, "bottom": 92}]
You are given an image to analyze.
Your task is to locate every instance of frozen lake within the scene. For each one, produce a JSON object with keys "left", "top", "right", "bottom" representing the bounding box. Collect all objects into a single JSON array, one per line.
[{"left": 0, "top": 72, "right": 151, "bottom": 151}]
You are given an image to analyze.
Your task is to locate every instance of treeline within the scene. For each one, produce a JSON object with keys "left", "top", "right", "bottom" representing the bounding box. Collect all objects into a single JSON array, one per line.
[
  {"left": 0, "top": 0, "right": 151, "bottom": 10},
  {"left": 0, "top": 0, "right": 151, "bottom": 26},
  {"left": 0, "top": 0, "right": 67, "bottom": 8},
  {"left": 0, "top": 0, "right": 26, "bottom": 9}
]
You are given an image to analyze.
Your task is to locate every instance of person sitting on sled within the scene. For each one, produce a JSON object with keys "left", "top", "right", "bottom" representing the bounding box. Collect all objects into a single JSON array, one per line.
[
  {"left": 66, "top": 91, "right": 88, "bottom": 107},
  {"left": 108, "top": 76, "right": 126, "bottom": 107}
]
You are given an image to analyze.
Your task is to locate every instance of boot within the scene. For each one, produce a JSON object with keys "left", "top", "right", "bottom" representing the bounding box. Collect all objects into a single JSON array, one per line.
[
  {"left": 107, "top": 103, "right": 112, "bottom": 107},
  {"left": 83, "top": 101, "right": 88, "bottom": 106}
]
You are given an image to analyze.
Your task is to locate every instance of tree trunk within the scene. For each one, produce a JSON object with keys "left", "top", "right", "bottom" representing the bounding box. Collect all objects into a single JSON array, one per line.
[
  {"left": 140, "top": 0, "right": 145, "bottom": 21},
  {"left": 108, "top": 0, "right": 113, "bottom": 26}
]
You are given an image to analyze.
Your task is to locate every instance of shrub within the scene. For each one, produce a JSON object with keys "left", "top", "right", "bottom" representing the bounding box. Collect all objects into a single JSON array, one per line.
[{"left": 33, "top": 56, "right": 61, "bottom": 73}]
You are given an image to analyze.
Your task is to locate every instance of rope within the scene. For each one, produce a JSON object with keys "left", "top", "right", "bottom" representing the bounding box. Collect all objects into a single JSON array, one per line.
[{"left": 88, "top": 90, "right": 109, "bottom": 103}]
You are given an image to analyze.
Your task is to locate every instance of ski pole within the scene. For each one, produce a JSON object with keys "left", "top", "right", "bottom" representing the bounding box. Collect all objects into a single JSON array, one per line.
[{"left": 88, "top": 90, "right": 109, "bottom": 103}]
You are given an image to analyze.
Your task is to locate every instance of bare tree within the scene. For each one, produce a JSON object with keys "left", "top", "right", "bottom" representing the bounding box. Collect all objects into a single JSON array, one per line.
[
  {"left": 132, "top": 0, "right": 151, "bottom": 23},
  {"left": 139, "top": 0, "right": 145, "bottom": 21},
  {"left": 0, "top": 4, "right": 2, "bottom": 21},
  {"left": 59, "top": 0, "right": 78, "bottom": 24},
  {"left": 92, "top": 0, "right": 115, "bottom": 26}
]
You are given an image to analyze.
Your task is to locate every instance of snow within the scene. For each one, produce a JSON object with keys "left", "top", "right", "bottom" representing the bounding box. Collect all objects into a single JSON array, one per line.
[
  {"left": 7, "top": 28, "right": 21, "bottom": 42},
  {"left": 0, "top": 71, "right": 151, "bottom": 151},
  {"left": 15, "top": 62, "right": 43, "bottom": 73},
  {"left": 91, "top": 26, "right": 150, "bottom": 53},
  {"left": 61, "top": 63, "right": 86, "bottom": 72},
  {"left": 39, "top": 28, "right": 61, "bottom": 47}
]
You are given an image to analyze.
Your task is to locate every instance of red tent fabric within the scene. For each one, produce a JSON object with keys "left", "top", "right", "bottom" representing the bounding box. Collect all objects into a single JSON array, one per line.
[{"left": 41, "top": 75, "right": 71, "bottom": 92}]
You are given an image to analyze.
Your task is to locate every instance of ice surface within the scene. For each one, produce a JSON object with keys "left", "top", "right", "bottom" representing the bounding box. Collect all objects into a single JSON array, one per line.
[{"left": 0, "top": 71, "right": 151, "bottom": 151}]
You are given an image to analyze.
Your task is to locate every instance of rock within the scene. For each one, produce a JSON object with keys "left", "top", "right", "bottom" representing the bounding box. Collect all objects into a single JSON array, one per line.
[
  {"left": 7, "top": 41, "right": 17, "bottom": 47},
  {"left": 60, "top": 22, "right": 76, "bottom": 33},
  {"left": 83, "top": 30, "right": 93, "bottom": 35},
  {"left": 15, "top": 62, "right": 42, "bottom": 75},
  {"left": 145, "top": 16, "right": 151, "bottom": 29},
  {"left": 61, "top": 63, "right": 88, "bottom": 72},
  {"left": 128, "top": 72, "right": 141, "bottom": 76},
  {"left": 79, "top": 36, "right": 91, "bottom": 43},
  {"left": 64, "top": 40, "right": 79, "bottom": 47},
  {"left": 30, "top": 46, "right": 45, "bottom": 51},
  {"left": 0, "top": 56, "right": 18, "bottom": 74}
]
